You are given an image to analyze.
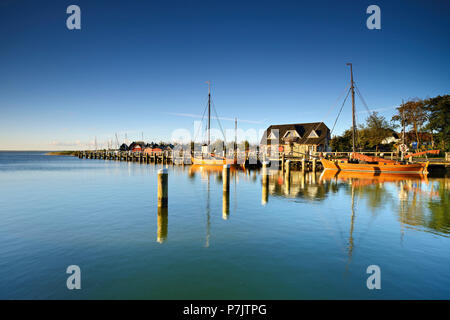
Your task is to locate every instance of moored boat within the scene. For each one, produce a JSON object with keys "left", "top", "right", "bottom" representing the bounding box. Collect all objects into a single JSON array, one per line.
[
  {"left": 321, "top": 157, "right": 429, "bottom": 174},
  {"left": 321, "top": 63, "right": 437, "bottom": 175},
  {"left": 191, "top": 81, "right": 241, "bottom": 167}
]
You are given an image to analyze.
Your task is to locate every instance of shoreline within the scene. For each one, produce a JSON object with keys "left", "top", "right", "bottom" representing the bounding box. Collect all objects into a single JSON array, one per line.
[{"left": 45, "top": 151, "right": 78, "bottom": 156}]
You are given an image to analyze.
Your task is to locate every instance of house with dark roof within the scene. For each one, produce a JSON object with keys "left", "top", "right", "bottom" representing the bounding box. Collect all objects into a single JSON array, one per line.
[
  {"left": 260, "top": 122, "right": 330, "bottom": 155},
  {"left": 129, "top": 141, "right": 146, "bottom": 152}
]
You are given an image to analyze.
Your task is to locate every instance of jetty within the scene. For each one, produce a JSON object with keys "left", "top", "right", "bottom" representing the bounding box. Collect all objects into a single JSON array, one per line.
[{"left": 74, "top": 150, "right": 449, "bottom": 174}]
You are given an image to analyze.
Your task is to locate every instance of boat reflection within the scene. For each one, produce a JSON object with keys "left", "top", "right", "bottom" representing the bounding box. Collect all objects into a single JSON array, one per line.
[
  {"left": 156, "top": 167, "right": 449, "bottom": 244},
  {"left": 320, "top": 170, "right": 428, "bottom": 185}
]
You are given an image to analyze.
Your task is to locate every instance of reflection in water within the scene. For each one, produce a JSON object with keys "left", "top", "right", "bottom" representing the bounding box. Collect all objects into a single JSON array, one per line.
[
  {"left": 206, "top": 173, "right": 211, "bottom": 247},
  {"left": 319, "top": 171, "right": 449, "bottom": 236},
  {"left": 223, "top": 191, "right": 230, "bottom": 220},
  {"left": 260, "top": 169, "right": 449, "bottom": 236},
  {"left": 261, "top": 168, "right": 269, "bottom": 205},
  {"left": 177, "top": 166, "right": 449, "bottom": 247},
  {"left": 348, "top": 182, "right": 356, "bottom": 262},
  {"left": 284, "top": 170, "right": 290, "bottom": 195},
  {"left": 157, "top": 206, "right": 168, "bottom": 243}
]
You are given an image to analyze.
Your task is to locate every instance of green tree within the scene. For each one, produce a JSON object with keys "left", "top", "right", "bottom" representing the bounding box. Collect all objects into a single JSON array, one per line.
[
  {"left": 391, "top": 99, "right": 427, "bottom": 147},
  {"left": 359, "top": 112, "right": 395, "bottom": 151},
  {"left": 330, "top": 129, "right": 353, "bottom": 151},
  {"left": 423, "top": 95, "right": 450, "bottom": 151}
]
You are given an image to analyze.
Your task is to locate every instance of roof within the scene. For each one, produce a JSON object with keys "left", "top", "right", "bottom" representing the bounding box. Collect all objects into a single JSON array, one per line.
[{"left": 260, "top": 122, "right": 330, "bottom": 145}]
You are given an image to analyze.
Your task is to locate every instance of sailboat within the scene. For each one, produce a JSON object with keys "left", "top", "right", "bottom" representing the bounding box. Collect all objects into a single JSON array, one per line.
[
  {"left": 191, "top": 81, "right": 239, "bottom": 166},
  {"left": 321, "top": 63, "right": 437, "bottom": 175}
]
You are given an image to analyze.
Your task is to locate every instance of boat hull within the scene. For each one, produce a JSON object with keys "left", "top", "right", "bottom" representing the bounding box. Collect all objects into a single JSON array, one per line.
[
  {"left": 320, "top": 158, "right": 429, "bottom": 174},
  {"left": 191, "top": 157, "right": 238, "bottom": 166},
  {"left": 320, "top": 169, "right": 427, "bottom": 184}
]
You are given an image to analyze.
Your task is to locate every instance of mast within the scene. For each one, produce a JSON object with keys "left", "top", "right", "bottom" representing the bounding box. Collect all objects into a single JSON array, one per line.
[
  {"left": 207, "top": 81, "right": 211, "bottom": 147},
  {"left": 347, "top": 63, "right": 356, "bottom": 153},
  {"left": 234, "top": 117, "right": 237, "bottom": 161}
]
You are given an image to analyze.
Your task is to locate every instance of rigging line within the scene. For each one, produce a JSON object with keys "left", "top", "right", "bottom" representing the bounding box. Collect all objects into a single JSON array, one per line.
[
  {"left": 210, "top": 99, "right": 227, "bottom": 143},
  {"left": 193, "top": 99, "right": 209, "bottom": 143},
  {"left": 330, "top": 87, "right": 352, "bottom": 135},
  {"left": 354, "top": 84, "right": 372, "bottom": 114},
  {"left": 302, "top": 83, "right": 351, "bottom": 147}
]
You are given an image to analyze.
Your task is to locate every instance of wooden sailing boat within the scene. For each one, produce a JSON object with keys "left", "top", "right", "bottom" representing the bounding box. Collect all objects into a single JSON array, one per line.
[
  {"left": 191, "top": 81, "right": 239, "bottom": 166},
  {"left": 321, "top": 63, "right": 434, "bottom": 175}
]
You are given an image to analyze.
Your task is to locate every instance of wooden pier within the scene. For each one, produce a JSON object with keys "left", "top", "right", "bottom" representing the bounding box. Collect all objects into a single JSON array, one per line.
[{"left": 74, "top": 150, "right": 448, "bottom": 173}]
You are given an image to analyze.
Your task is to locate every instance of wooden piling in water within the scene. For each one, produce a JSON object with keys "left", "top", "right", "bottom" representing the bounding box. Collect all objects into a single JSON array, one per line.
[
  {"left": 157, "top": 168, "right": 168, "bottom": 207},
  {"left": 223, "top": 164, "right": 230, "bottom": 193}
]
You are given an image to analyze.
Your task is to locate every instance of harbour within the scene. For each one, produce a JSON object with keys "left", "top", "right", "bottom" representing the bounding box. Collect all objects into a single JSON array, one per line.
[
  {"left": 0, "top": 151, "right": 448, "bottom": 299},
  {"left": 1, "top": 0, "right": 449, "bottom": 305}
]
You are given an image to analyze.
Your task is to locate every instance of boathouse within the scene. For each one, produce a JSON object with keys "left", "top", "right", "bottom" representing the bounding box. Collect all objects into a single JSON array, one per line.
[
  {"left": 260, "top": 122, "right": 330, "bottom": 155},
  {"left": 129, "top": 141, "right": 146, "bottom": 152},
  {"left": 144, "top": 147, "right": 163, "bottom": 155}
]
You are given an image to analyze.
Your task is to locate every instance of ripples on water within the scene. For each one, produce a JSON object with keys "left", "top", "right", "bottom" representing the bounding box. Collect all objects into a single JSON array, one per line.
[{"left": 0, "top": 152, "right": 449, "bottom": 299}]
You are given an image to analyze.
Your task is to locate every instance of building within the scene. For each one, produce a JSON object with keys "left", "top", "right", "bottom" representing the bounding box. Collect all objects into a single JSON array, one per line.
[
  {"left": 144, "top": 147, "right": 163, "bottom": 155},
  {"left": 260, "top": 122, "right": 330, "bottom": 155},
  {"left": 129, "top": 141, "right": 146, "bottom": 152}
]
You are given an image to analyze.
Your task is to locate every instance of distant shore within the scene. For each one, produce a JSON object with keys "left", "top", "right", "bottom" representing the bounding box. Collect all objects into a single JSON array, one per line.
[{"left": 45, "top": 151, "right": 78, "bottom": 156}]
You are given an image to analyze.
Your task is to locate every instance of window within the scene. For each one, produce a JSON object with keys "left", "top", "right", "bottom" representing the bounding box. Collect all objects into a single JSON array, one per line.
[
  {"left": 282, "top": 130, "right": 300, "bottom": 139},
  {"left": 308, "top": 130, "right": 319, "bottom": 138}
]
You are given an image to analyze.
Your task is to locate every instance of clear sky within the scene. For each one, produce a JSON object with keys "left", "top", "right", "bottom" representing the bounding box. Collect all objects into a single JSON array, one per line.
[{"left": 0, "top": 0, "right": 448, "bottom": 150}]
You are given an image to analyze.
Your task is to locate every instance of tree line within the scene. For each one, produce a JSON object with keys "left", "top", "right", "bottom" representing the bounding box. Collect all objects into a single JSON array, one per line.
[{"left": 330, "top": 95, "right": 449, "bottom": 152}]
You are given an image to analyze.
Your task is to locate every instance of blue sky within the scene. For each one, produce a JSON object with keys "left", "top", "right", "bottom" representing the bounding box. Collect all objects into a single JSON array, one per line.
[{"left": 0, "top": 0, "right": 448, "bottom": 150}]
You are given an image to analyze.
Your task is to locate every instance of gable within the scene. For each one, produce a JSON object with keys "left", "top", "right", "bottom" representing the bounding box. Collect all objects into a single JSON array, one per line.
[
  {"left": 283, "top": 130, "right": 301, "bottom": 139},
  {"left": 260, "top": 122, "right": 330, "bottom": 145},
  {"left": 268, "top": 131, "right": 278, "bottom": 139},
  {"left": 308, "top": 130, "right": 319, "bottom": 138}
]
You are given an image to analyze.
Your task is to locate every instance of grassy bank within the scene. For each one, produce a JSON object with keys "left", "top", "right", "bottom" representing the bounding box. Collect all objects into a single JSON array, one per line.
[{"left": 45, "top": 151, "right": 78, "bottom": 156}]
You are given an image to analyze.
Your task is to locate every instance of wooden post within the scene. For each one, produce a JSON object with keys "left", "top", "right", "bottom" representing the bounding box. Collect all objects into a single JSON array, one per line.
[
  {"left": 223, "top": 164, "right": 230, "bottom": 193},
  {"left": 285, "top": 160, "right": 290, "bottom": 179},
  {"left": 301, "top": 158, "right": 306, "bottom": 172},
  {"left": 312, "top": 158, "right": 317, "bottom": 172},
  {"left": 157, "top": 168, "right": 168, "bottom": 207},
  {"left": 281, "top": 153, "right": 285, "bottom": 172}
]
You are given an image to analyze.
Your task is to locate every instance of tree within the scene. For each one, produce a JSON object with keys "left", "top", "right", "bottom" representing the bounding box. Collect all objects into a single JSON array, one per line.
[
  {"left": 359, "top": 112, "right": 395, "bottom": 151},
  {"left": 423, "top": 95, "right": 450, "bottom": 151},
  {"left": 330, "top": 129, "right": 353, "bottom": 151},
  {"left": 391, "top": 99, "right": 427, "bottom": 147}
]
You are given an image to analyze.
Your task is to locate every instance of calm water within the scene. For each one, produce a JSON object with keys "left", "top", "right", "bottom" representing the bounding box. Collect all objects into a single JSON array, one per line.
[{"left": 0, "top": 152, "right": 449, "bottom": 299}]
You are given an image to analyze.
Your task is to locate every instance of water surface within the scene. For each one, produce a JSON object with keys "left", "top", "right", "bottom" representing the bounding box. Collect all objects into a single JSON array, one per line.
[{"left": 0, "top": 152, "right": 449, "bottom": 299}]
